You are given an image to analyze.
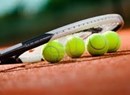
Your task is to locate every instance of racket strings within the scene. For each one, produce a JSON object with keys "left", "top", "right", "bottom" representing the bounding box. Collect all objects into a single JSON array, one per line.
[{"left": 72, "top": 21, "right": 121, "bottom": 41}]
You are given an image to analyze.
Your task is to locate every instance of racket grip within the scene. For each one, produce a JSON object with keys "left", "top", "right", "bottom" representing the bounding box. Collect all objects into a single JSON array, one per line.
[{"left": 0, "top": 33, "right": 53, "bottom": 63}]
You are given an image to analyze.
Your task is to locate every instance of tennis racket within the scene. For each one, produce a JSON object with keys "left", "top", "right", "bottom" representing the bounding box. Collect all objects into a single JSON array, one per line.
[{"left": 0, "top": 14, "right": 124, "bottom": 64}]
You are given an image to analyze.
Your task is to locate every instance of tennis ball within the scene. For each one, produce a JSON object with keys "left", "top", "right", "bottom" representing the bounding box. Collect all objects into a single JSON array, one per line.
[
  {"left": 103, "top": 31, "right": 121, "bottom": 53},
  {"left": 65, "top": 36, "right": 85, "bottom": 58},
  {"left": 86, "top": 33, "right": 108, "bottom": 56},
  {"left": 42, "top": 40, "right": 65, "bottom": 63}
]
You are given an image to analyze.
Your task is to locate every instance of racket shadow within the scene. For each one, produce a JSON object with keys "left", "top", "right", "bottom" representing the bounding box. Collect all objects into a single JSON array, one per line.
[{"left": 0, "top": 49, "right": 130, "bottom": 73}]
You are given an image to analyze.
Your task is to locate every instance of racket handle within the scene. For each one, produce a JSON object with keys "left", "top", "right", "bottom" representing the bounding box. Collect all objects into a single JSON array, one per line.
[{"left": 0, "top": 33, "right": 53, "bottom": 62}]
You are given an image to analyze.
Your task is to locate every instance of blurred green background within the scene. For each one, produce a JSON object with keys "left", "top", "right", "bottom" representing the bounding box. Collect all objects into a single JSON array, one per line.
[{"left": 0, "top": 0, "right": 129, "bottom": 45}]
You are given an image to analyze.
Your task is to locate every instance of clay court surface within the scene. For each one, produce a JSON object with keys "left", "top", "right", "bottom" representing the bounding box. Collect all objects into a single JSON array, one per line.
[{"left": 0, "top": 29, "right": 130, "bottom": 95}]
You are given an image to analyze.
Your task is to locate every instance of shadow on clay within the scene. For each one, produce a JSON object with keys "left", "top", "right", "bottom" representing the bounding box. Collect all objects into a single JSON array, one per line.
[{"left": 0, "top": 49, "right": 130, "bottom": 73}]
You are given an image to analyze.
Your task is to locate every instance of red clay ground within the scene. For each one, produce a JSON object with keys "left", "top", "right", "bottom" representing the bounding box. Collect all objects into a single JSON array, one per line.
[{"left": 0, "top": 29, "right": 130, "bottom": 95}]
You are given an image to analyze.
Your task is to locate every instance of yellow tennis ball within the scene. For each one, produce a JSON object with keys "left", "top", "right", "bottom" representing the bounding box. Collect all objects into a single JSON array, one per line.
[
  {"left": 86, "top": 33, "right": 108, "bottom": 56},
  {"left": 103, "top": 31, "right": 121, "bottom": 53},
  {"left": 42, "top": 40, "right": 65, "bottom": 63},
  {"left": 65, "top": 36, "right": 85, "bottom": 58}
]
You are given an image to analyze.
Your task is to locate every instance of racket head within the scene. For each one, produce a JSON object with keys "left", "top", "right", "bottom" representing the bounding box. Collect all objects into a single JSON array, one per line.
[{"left": 18, "top": 14, "right": 124, "bottom": 63}]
